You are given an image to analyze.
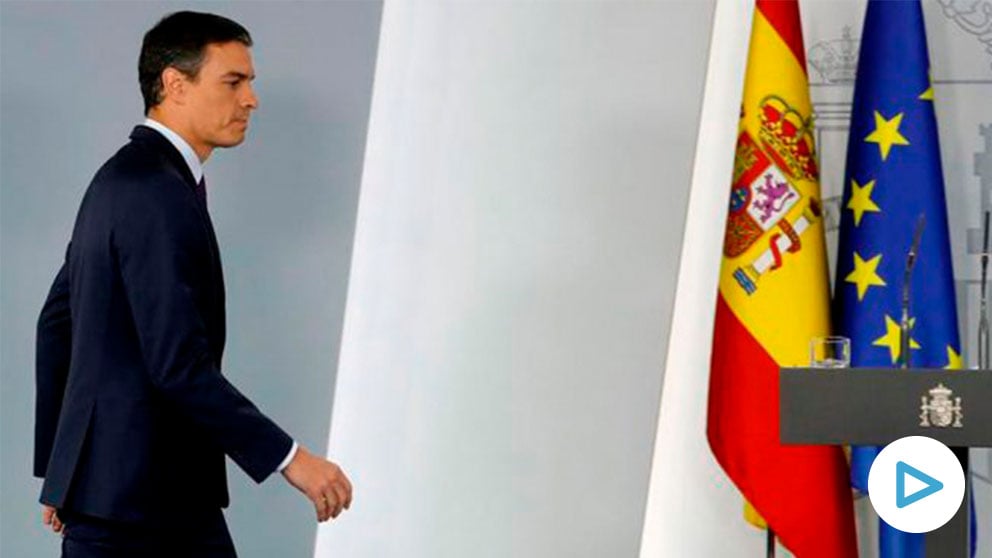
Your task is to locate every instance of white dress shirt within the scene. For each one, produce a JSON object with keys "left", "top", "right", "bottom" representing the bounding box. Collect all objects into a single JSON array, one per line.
[{"left": 141, "top": 118, "right": 299, "bottom": 474}]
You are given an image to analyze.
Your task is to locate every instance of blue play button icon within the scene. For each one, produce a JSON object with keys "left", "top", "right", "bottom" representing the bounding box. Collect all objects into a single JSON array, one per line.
[
  {"left": 896, "top": 461, "right": 943, "bottom": 508},
  {"left": 868, "top": 436, "right": 964, "bottom": 532}
]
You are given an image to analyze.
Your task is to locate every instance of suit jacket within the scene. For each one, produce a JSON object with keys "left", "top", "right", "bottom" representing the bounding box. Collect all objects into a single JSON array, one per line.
[{"left": 34, "top": 125, "right": 293, "bottom": 523}]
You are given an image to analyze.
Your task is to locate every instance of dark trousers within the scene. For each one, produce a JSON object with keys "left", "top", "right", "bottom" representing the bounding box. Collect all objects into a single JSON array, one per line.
[{"left": 59, "top": 508, "right": 236, "bottom": 558}]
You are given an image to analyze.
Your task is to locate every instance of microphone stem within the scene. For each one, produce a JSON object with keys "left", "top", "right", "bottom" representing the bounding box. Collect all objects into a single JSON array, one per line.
[
  {"left": 980, "top": 211, "right": 990, "bottom": 369},
  {"left": 980, "top": 300, "right": 989, "bottom": 370},
  {"left": 901, "top": 214, "right": 924, "bottom": 370},
  {"left": 901, "top": 271, "right": 911, "bottom": 370}
]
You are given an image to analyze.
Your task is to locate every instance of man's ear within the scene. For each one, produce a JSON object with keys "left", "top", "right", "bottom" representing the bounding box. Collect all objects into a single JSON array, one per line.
[{"left": 160, "top": 67, "right": 187, "bottom": 105}]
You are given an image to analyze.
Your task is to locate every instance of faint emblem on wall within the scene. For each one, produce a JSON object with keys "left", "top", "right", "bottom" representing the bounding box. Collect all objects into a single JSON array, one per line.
[
  {"left": 920, "top": 383, "right": 964, "bottom": 428},
  {"left": 968, "top": 124, "right": 992, "bottom": 255},
  {"left": 808, "top": 26, "right": 860, "bottom": 84},
  {"left": 962, "top": 125, "right": 992, "bottom": 371},
  {"left": 937, "top": 0, "right": 992, "bottom": 69}
]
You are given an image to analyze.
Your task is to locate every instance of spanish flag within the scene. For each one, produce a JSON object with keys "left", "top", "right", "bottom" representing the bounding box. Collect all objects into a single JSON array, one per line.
[{"left": 706, "top": 1, "right": 858, "bottom": 556}]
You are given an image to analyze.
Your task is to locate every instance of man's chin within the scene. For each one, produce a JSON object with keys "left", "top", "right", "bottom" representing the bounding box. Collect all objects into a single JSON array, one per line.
[{"left": 214, "top": 135, "right": 247, "bottom": 149}]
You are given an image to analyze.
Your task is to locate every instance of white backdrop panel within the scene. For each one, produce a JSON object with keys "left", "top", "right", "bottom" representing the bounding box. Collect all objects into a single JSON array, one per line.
[
  {"left": 315, "top": 1, "right": 714, "bottom": 556},
  {"left": 638, "top": 1, "right": 766, "bottom": 556}
]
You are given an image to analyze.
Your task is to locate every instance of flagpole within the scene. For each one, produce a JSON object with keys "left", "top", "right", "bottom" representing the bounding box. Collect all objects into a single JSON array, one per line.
[{"left": 766, "top": 529, "right": 775, "bottom": 558}]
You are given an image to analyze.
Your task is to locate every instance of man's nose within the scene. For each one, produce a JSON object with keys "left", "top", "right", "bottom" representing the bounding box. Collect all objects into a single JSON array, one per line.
[{"left": 243, "top": 84, "right": 259, "bottom": 110}]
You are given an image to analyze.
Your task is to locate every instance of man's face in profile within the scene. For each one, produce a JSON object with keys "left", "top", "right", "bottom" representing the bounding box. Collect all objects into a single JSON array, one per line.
[{"left": 181, "top": 41, "right": 258, "bottom": 152}]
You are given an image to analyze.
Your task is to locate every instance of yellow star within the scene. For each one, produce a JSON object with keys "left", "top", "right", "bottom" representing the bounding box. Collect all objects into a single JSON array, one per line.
[
  {"left": 845, "top": 252, "right": 887, "bottom": 301},
  {"left": 919, "top": 69, "right": 934, "bottom": 101},
  {"left": 847, "top": 179, "right": 881, "bottom": 227},
  {"left": 873, "top": 314, "right": 921, "bottom": 364},
  {"left": 865, "top": 111, "right": 910, "bottom": 161},
  {"left": 944, "top": 345, "right": 963, "bottom": 369}
]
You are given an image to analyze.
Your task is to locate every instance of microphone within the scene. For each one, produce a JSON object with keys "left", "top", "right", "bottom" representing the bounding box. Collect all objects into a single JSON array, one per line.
[
  {"left": 906, "top": 213, "right": 926, "bottom": 272},
  {"left": 901, "top": 214, "right": 926, "bottom": 369}
]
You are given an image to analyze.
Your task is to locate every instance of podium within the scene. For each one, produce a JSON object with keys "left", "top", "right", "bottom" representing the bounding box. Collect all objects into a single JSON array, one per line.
[{"left": 780, "top": 368, "right": 992, "bottom": 558}]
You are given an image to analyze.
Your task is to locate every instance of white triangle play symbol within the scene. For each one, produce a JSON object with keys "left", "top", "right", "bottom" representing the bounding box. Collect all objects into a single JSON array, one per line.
[{"left": 904, "top": 473, "right": 928, "bottom": 498}]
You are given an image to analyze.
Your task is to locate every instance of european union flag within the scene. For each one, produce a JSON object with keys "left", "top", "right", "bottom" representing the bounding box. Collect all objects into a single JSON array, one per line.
[{"left": 833, "top": 1, "right": 972, "bottom": 557}]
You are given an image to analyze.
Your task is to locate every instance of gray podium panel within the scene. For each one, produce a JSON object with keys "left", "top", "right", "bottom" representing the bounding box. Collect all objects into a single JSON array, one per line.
[
  {"left": 780, "top": 368, "right": 992, "bottom": 447},
  {"left": 780, "top": 367, "right": 991, "bottom": 558}
]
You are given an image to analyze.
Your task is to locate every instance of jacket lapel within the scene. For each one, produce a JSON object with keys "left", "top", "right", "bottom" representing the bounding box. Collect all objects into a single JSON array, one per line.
[
  {"left": 129, "top": 125, "right": 198, "bottom": 193},
  {"left": 128, "top": 126, "right": 217, "bottom": 249},
  {"left": 128, "top": 125, "right": 226, "bottom": 358}
]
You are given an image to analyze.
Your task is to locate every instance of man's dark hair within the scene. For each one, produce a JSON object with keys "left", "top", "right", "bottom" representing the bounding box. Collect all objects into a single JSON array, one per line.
[{"left": 139, "top": 11, "right": 252, "bottom": 114}]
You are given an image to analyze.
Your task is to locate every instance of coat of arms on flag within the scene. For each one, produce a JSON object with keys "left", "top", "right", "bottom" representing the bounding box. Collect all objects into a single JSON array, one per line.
[{"left": 725, "top": 96, "right": 823, "bottom": 296}]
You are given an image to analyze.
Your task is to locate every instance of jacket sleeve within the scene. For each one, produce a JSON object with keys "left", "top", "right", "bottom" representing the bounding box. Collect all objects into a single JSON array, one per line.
[
  {"left": 114, "top": 186, "right": 293, "bottom": 483},
  {"left": 34, "top": 251, "right": 72, "bottom": 478}
]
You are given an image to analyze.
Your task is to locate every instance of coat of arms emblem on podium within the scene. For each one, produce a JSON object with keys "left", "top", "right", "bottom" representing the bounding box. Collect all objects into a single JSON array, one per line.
[{"left": 919, "top": 383, "right": 963, "bottom": 428}]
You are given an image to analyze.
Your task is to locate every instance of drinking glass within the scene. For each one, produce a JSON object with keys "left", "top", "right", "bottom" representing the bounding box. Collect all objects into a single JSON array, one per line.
[{"left": 810, "top": 336, "right": 851, "bottom": 368}]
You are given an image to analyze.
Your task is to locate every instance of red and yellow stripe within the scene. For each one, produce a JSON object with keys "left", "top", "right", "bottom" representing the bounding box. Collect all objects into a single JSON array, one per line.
[{"left": 706, "top": 2, "right": 858, "bottom": 556}]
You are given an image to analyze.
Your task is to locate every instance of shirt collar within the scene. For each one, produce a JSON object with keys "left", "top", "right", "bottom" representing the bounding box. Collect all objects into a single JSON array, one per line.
[{"left": 142, "top": 118, "right": 204, "bottom": 184}]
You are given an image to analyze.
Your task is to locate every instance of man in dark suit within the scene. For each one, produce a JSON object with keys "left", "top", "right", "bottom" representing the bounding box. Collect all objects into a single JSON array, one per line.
[{"left": 34, "top": 11, "right": 352, "bottom": 557}]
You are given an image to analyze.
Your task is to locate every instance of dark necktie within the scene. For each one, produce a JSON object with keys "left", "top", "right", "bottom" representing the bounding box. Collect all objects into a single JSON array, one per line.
[{"left": 195, "top": 176, "right": 208, "bottom": 208}]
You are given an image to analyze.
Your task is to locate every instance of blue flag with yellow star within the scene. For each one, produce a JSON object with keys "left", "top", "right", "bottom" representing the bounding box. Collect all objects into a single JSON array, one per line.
[{"left": 834, "top": 1, "right": 971, "bottom": 557}]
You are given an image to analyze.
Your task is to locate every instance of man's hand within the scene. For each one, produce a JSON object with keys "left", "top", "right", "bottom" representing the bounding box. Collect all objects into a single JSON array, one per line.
[
  {"left": 41, "top": 505, "right": 63, "bottom": 534},
  {"left": 281, "top": 446, "right": 352, "bottom": 522}
]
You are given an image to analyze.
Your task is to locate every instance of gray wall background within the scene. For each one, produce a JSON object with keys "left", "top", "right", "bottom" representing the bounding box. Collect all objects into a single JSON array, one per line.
[{"left": 0, "top": 2, "right": 381, "bottom": 557}]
